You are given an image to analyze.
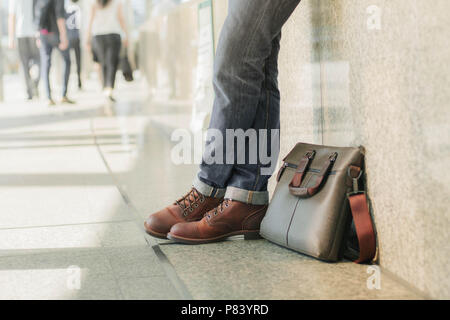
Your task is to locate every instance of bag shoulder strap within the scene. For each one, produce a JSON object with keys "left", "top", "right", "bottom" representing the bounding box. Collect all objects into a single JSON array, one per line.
[{"left": 347, "top": 166, "right": 376, "bottom": 264}]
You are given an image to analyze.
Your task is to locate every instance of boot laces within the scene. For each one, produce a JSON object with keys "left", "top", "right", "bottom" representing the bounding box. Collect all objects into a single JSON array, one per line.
[
  {"left": 175, "top": 188, "right": 205, "bottom": 215},
  {"left": 207, "top": 199, "right": 231, "bottom": 219}
]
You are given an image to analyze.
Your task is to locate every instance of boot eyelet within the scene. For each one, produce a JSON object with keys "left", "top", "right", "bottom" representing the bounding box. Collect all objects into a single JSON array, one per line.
[
  {"left": 200, "top": 198, "right": 205, "bottom": 203},
  {"left": 189, "top": 208, "right": 194, "bottom": 212},
  {"left": 193, "top": 203, "right": 199, "bottom": 208},
  {"left": 183, "top": 212, "right": 188, "bottom": 217}
]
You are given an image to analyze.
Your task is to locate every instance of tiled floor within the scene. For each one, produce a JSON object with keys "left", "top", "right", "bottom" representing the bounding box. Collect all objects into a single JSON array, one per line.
[{"left": 0, "top": 75, "right": 423, "bottom": 299}]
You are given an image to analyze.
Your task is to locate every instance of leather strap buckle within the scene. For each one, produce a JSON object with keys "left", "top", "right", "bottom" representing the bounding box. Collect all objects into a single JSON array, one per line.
[
  {"left": 346, "top": 165, "right": 363, "bottom": 198},
  {"left": 305, "top": 150, "right": 316, "bottom": 160},
  {"left": 329, "top": 152, "right": 338, "bottom": 162},
  {"left": 347, "top": 190, "right": 366, "bottom": 197}
]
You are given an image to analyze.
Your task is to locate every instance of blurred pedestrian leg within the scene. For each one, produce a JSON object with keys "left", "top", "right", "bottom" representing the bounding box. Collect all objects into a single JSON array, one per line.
[
  {"left": 66, "top": 0, "right": 83, "bottom": 89},
  {"left": 70, "top": 37, "right": 82, "bottom": 89},
  {"left": 39, "top": 33, "right": 71, "bottom": 103},
  {"left": 8, "top": 0, "right": 39, "bottom": 100},
  {"left": 34, "top": 0, "right": 74, "bottom": 105},
  {"left": 18, "top": 38, "right": 40, "bottom": 99}
]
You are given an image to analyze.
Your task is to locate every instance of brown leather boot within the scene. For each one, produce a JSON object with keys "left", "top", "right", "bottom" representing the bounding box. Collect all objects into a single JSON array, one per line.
[
  {"left": 167, "top": 199, "right": 267, "bottom": 244},
  {"left": 144, "top": 188, "right": 223, "bottom": 239}
]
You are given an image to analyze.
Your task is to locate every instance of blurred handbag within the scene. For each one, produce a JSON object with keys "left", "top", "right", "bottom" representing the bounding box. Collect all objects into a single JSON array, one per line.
[
  {"left": 120, "top": 54, "right": 134, "bottom": 82},
  {"left": 260, "top": 142, "right": 376, "bottom": 263}
]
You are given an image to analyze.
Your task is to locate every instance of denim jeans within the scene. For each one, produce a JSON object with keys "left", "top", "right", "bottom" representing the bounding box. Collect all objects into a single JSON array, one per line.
[
  {"left": 193, "top": 0, "right": 301, "bottom": 205},
  {"left": 69, "top": 36, "right": 82, "bottom": 88},
  {"left": 39, "top": 33, "right": 71, "bottom": 99}
]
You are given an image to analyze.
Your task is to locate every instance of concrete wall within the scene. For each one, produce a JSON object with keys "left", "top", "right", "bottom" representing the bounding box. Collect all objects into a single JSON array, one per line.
[
  {"left": 140, "top": 0, "right": 450, "bottom": 298},
  {"left": 274, "top": 0, "right": 450, "bottom": 299}
]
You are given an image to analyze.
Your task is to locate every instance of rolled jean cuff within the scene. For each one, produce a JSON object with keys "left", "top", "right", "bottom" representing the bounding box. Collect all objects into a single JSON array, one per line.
[
  {"left": 193, "top": 175, "right": 226, "bottom": 198},
  {"left": 224, "top": 186, "right": 269, "bottom": 205}
]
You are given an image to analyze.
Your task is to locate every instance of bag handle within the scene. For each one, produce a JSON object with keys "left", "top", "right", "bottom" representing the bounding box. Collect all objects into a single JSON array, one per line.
[
  {"left": 347, "top": 166, "right": 377, "bottom": 264},
  {"left": 287, "top": 150, "right": 315, "bottom": 186},
  {"left": 289, "top": 152, "right": 338, "bottom": 198}
]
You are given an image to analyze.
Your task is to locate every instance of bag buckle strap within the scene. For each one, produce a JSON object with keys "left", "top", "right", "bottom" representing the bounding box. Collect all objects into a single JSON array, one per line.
[
  {"left": 329, "top": 152, "right": 338, "bottom": 163},
  {"left": 346, "top": 165, "right": 364, "bottom": 197},
  {"left": 305, "top": 150, "right": 316, "bottom": 160}
]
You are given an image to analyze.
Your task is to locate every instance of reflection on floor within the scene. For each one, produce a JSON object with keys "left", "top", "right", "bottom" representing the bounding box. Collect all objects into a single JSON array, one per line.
[{"left": 0, "top": 76, "right": 422, "bottom": 299}]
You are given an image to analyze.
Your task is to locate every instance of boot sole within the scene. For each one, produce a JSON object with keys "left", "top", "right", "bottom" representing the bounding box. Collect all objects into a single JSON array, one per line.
[
  {"left": 144, "top": 222, "right": 168, "bottom": 240},
  {"left": 167, "top": 230, "right": 262, "bottom": 244}
]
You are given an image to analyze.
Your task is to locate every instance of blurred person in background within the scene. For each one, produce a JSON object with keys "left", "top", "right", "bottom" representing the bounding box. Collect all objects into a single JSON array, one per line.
[
  {"left": 65, "top": 0, "right": 82, "bottom": 90},
  {"left": 86, "top": 0, "right": 129, "bottom": 102},
  {"left": 8, "top": 0, "right": 40, "bottom": 101},
  {"left": 34, "top": 0, "right": 74, "bottom": 106}
]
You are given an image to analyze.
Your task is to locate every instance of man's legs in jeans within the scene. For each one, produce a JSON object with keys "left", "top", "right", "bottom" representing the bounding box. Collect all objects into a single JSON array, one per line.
[
  {"left": 145, "top": 0, "right": 300, "bottom": 241},
  {"left": 193, "top": 0, "right": 300, "bottom": 205}
]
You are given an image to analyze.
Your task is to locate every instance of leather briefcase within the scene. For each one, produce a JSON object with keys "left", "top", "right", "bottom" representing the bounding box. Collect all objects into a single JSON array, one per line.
[{"left": 260, "top": 142, "right": 376, "bottom": 263}]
